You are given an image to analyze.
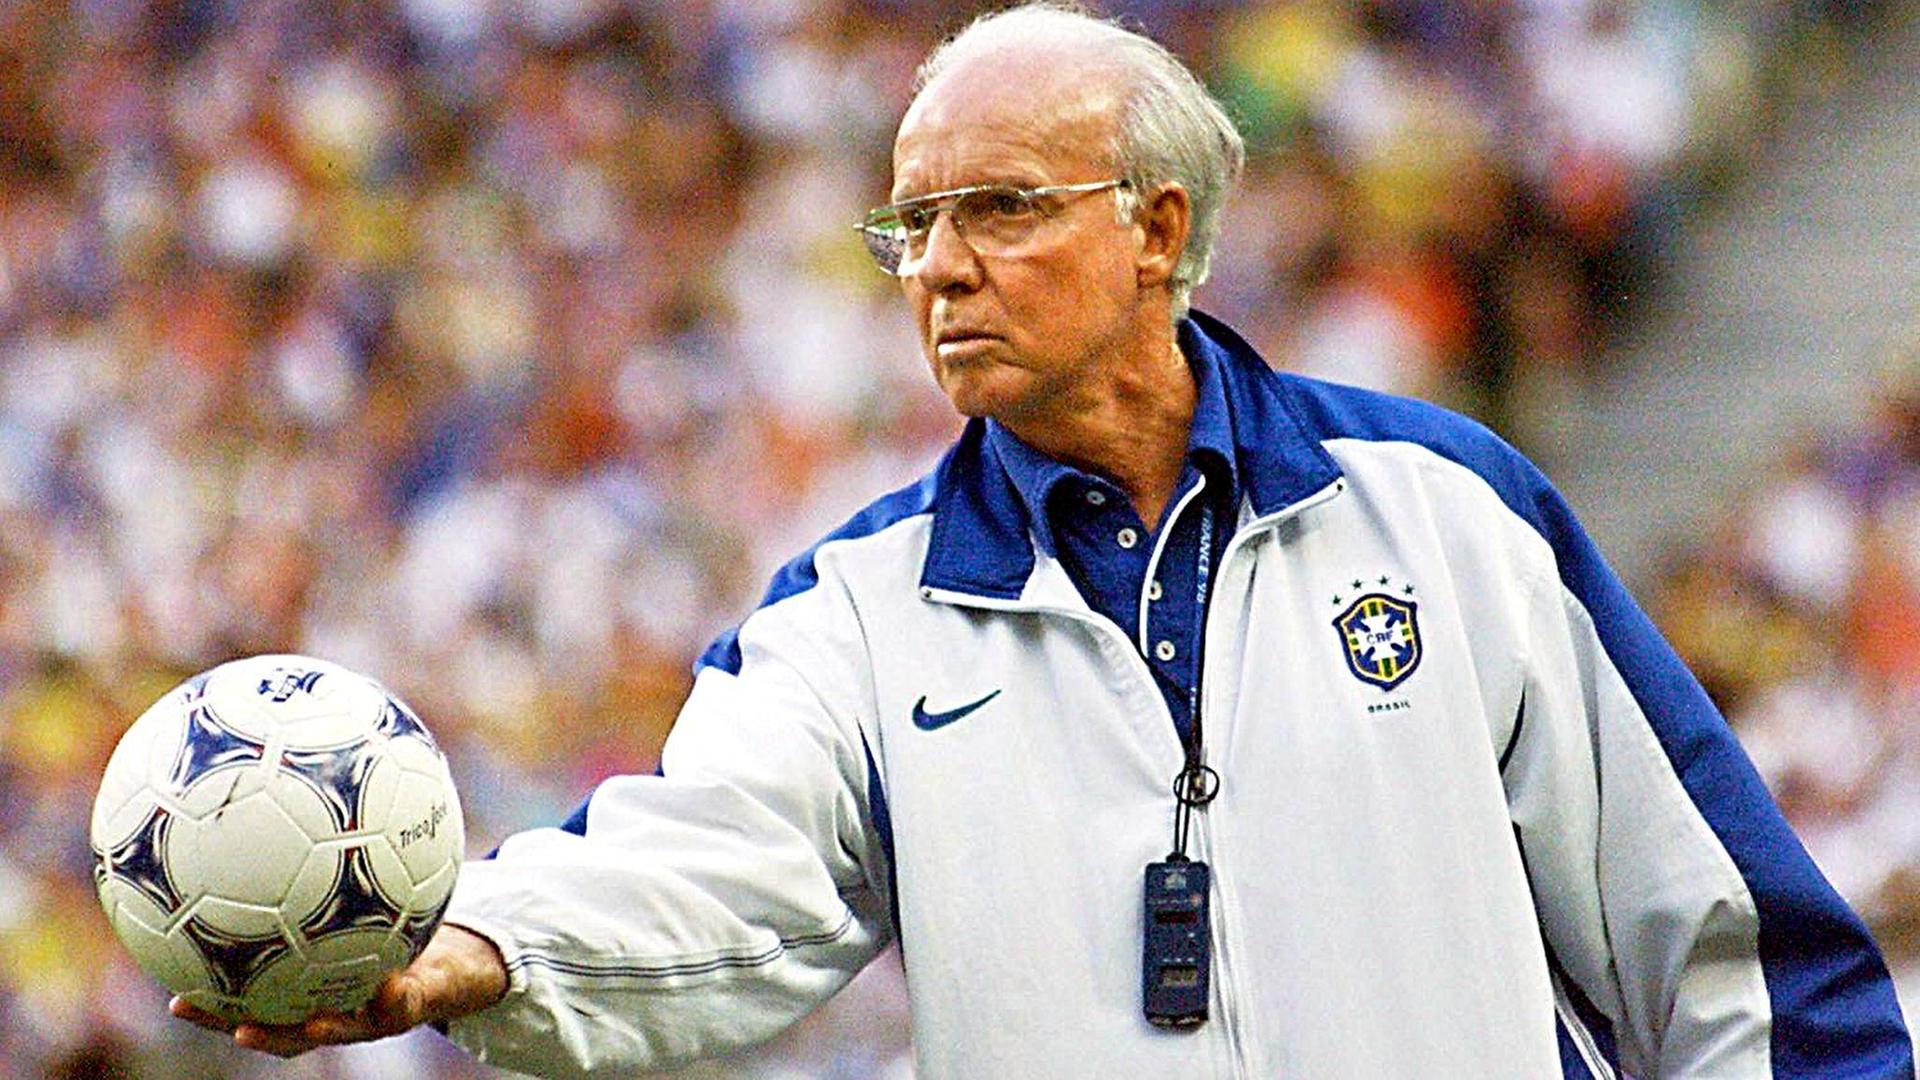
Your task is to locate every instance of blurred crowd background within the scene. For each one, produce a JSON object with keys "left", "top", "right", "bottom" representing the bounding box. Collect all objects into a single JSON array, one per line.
[
  {"left": 0, "top": 0, "right": 1911, "bottom": 1076},
  {"left": 1652, "top": 363, "right": 1920, "bottom": 977}
]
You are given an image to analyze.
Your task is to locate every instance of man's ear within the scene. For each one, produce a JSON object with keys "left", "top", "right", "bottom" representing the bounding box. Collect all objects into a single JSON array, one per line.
[{"left": 1134, "top": 182, "right": 1192, "bottom": 291}]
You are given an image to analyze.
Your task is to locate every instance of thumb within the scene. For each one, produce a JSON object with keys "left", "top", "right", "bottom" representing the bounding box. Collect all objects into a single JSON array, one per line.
[{"left": 367, "top": 966, "right": 435, "bottom": 1033}]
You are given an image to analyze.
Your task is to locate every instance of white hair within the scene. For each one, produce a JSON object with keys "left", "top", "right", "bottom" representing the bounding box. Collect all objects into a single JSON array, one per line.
[{"left": 911, "top": 2, "right": 1246, "bottom": 319}]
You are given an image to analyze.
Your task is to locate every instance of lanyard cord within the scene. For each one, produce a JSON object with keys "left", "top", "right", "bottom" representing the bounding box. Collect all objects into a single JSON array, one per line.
[{"left": 1170, "top": 497, "right": 1221, "bottom": 861}]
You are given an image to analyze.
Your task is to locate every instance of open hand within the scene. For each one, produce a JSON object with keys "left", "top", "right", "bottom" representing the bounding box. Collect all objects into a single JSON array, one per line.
[{"left": 171, "top": 923, "right": 508, "bottom": 1058}]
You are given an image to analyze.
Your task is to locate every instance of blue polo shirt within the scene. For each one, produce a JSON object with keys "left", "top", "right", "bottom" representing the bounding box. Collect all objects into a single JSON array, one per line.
[{"left": 985, "top": 343, "right": 1240, "bottom": 745}]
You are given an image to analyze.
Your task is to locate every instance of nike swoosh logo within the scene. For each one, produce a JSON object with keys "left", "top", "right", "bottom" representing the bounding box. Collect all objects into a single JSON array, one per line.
[{"left": 911, "top": 689, "right": 1002, "bottom": 731}]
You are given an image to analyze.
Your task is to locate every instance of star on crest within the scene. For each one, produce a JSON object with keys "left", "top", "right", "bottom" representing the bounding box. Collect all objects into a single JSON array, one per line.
[{"left": 1334, "top": 573, "right": 1417, "bottom": 606}]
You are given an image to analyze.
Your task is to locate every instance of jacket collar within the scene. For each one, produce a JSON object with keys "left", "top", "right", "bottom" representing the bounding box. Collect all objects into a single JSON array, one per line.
[
  {"left": 920, "top": 309, "right": 1344, "bottom": 599},
  {"left": 982, "top": 330, "right": 1240, "bottom": 559},
  {"left": 1182, "top": 309, "right": 1345, "bottom": 518}
]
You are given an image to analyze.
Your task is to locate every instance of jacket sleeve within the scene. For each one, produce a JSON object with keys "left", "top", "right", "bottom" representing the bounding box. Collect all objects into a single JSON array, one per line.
[
  {"left": 1498, "top": 478, "right": 1912, "bottom": 1078},
  {"left": 437, "top": 570, "right": 893, "bottom": 1078}
]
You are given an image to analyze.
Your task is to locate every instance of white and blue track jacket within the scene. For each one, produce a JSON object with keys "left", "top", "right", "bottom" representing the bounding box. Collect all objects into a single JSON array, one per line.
[{"left": 443, "top": 313, "right": 1913, "bottom": 1078}]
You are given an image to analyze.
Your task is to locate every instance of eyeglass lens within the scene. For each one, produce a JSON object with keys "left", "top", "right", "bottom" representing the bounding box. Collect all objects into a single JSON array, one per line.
[{"left": 866, "top": 188, "right": 1045, "bottom": 276}]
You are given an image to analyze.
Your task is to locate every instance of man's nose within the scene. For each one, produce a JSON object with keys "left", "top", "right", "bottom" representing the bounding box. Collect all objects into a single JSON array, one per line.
[{"left": 910, "top": 211, "right": 983, "bottom": 290}]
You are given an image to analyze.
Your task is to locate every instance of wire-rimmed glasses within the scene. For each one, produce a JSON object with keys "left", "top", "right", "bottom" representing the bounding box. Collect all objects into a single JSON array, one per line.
[{"left": 856, "top": 179, "right": 1130, "bottom": 277}]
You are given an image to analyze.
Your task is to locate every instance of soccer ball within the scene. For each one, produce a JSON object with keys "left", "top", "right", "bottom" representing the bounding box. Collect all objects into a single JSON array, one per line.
[{"left": 90, "top": 654, "right": 464, "bottom": 1025}]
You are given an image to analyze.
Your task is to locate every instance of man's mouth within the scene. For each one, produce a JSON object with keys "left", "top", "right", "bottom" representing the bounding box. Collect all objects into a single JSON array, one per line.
[{"left": 935, "top": 330, "right": 999, "bottom": 358}]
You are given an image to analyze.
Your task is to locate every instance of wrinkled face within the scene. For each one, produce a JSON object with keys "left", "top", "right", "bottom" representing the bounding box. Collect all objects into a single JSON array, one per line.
[{"left": 890, "top": 54, "right": 1147, "bottom": 426}]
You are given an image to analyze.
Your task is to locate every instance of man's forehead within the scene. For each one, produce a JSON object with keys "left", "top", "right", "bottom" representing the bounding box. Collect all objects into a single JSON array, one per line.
[{"left": 892, "top": 44, "right": 1125, "bottom": 181}]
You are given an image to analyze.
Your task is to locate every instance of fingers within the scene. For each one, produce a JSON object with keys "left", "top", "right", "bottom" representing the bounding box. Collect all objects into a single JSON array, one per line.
[
  {"left": 169, "top": 997, "right": 237, "bottom": 1033},
  {"left": 172, "top": 996, "right": 332, "bottom": 1059},
  {"left": 172, "top": 980, "right": 414, "bottom": 1058},
  {"left": 231, "top": 1021, "right": 325, "bottom": 1058},
  {"left": 234, "top": 997, "right": 415, "bottom": 1057},
  {"left": 168, "top": 925, "right": 507, "bottom": 1059}
]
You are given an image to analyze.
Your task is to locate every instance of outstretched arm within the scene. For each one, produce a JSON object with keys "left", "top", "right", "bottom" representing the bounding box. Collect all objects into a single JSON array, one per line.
[
  {"left": 171, "top": 554, "right": 895, "bottom": 1075},
  {"left": 426, "top": 569, "right": 892, "bottom": 1075}
]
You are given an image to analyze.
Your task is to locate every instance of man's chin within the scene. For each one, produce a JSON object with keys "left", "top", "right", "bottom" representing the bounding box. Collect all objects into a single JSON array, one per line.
[
  {"left": 945, "top": 396, "right": 1002, "bottom": 421},
  {"left": 935, "top": 369, "right": 1032, "bottom": 422}
]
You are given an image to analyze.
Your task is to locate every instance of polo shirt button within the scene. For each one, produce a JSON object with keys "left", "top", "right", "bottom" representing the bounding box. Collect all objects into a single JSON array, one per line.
[
  {"left": 1116, "top": 528, "right": 1138, "bottom": 549},
  {"left": 1147, "top": 580, "right": 1163, "bottom": 602},
  {"left": 1155, "top": 640, "right": 1176, "bottom": 661},
  {"left": 1086, "top": 490, "right": 1107, "bottom": 506}
]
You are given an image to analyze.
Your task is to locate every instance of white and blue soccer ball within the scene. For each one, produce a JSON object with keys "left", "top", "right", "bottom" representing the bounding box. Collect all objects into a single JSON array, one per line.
[{"left": 90, "top": 654, "right": 464, "bottom": 1025}]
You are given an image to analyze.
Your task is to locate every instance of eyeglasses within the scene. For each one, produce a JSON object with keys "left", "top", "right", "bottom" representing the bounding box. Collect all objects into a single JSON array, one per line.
[{"left": 856, "top": 179, "right": 1130, "bottom": 277}]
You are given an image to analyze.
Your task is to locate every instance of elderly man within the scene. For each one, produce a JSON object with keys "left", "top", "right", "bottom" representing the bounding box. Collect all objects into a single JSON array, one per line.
[{"left": 179, "top": 4, "right": 1913, "bottom": 1077}]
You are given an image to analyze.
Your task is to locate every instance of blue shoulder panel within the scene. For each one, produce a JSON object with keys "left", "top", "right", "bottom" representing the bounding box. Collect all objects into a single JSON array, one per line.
[
  {"left": 553, "top": 466, "right": 940, "bottom": 839},
  {"left": 560, "top": 427, "right": 1022, "bottom": 864},
  {"left": 550, "top": 468, "right": 936, "bottom": 840},
  {"left": 696, "top": 468, "right": 943, "bottom": 676},
  {"left": 1276, "top": 373, "right": 1913, "bottom": 1075}
]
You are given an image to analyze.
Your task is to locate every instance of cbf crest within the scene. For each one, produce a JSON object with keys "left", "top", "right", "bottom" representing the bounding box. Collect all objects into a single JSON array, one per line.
[{"left": 1333, "top": 592, "right": 1422, "bottom": 691}]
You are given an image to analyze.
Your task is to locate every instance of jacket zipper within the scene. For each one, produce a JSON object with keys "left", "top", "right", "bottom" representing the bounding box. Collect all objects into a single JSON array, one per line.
[
  {"left": 1197, "top": 478, "right": 1348, "bottom": 1078},
  {"left": 925, "top": 477, "right": 1350, "bottom": 1078},
  {"left": 923, "top": 587, "right": 1234, "bottom": 1072},
  {"left": 1193, "top": 817, "right": 1248, "bottom": 1077}
]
